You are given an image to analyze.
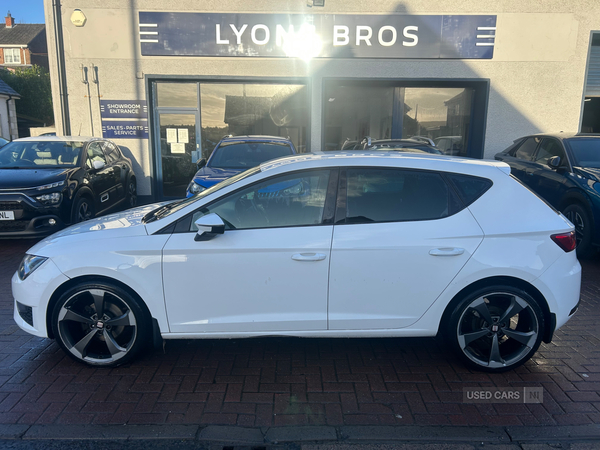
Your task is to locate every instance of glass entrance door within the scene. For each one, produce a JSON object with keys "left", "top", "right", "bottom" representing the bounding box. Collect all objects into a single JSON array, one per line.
[{"left": 158, "top": 113, "right": 198, "bottom": 198}]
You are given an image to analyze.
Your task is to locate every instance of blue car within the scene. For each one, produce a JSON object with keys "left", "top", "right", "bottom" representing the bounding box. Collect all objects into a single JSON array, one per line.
[
  {"left": 495, "top": 133, "right": 600, "bottom": 257},
  {"left": 186, "top": 135, "right": 297, "bottom": 197}
]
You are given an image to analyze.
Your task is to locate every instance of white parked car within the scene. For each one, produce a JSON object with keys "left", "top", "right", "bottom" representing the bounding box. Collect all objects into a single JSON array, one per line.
[{"left": 13, "top": 152, "right": 581, "bottom": 372}]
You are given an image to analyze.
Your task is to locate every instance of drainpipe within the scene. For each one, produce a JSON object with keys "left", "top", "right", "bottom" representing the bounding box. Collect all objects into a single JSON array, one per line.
[
  {"left": 52, "top": 0, "right": 71, "bottom": 135},
  {"left": 5, "top": 94, "right": 13, "bottom": 141}
]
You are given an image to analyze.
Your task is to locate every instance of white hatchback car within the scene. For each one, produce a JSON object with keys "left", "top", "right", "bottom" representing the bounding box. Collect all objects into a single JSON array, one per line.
[{"left": 13, "top": 152, "right": 581, "bottom": 372}]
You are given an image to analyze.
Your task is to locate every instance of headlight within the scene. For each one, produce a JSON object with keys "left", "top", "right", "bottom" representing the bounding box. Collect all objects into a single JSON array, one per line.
[
  {"left": 18, "top": 255, "right": 48, "bottom": 281},
  {"left": 35, "top": 192, "right": 62, "bottom": 205},
  {"left": 37, "top": 181, "right": 65, "bottom": 190},
  {"left": 187, "top": 181, "right": 206, "bottom": 195}
]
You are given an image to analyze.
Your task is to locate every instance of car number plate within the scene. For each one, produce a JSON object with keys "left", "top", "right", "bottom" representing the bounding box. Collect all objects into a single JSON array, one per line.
[{"left": 0, "top": 211, "right": 15, "bottom": 220}]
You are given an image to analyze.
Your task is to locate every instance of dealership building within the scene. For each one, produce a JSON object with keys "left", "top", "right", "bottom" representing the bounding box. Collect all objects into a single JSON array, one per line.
[{"left": 42, "top": 0, "right": 600, "bottom": 202}]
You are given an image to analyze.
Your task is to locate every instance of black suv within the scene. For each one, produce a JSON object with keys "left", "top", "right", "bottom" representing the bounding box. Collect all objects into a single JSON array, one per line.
[
  {"left": 0, "top": 137, "right": 136, "bottom": 237},
  {"left": 495, "top": 133, "right": 600, "bottom": 257}
]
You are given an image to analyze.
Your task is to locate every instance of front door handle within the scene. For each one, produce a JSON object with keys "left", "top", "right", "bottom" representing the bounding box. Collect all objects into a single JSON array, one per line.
[
  {"left": 429, "top": 247, "right": 465, "bottom": 257},
  {"left": 292, "top": 253, "right": 326, "bottom": 262}
]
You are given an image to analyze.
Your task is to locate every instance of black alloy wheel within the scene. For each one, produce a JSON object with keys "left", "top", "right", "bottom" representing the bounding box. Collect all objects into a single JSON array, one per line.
[
  {"left": 563, "top": 203, "right": 595, "bottom": 258},
  {"left": 73, "top": 196, "right": 95, "bottom": 223},
  {"left": 127, "top": 178, "right": 137, "bottom": 208},
  {"left": 446, "top": 286, "right": 544, "bottom": 372},
  {"left": 51, "top": 282, "right": 149, "bottom": 366}
]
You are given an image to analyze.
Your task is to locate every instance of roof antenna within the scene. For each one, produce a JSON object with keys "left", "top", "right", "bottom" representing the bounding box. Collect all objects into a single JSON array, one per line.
[{"left": 78, "top": 122, "right": 82, "bottom": 136}]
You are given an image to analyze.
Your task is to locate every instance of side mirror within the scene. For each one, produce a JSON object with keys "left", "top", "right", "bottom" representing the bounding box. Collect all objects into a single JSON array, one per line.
[
  {"left": 196, "top": 158, "right": 206, "bottom": 169},
  {"left": 92, "top": 160, "right": 105, "bottom": 170},
  {"left": 194, "top": 213, "right": 225, "bottom": 241},
  {"left": 547, "top": 156, "right": 561, "bottom": 169}
]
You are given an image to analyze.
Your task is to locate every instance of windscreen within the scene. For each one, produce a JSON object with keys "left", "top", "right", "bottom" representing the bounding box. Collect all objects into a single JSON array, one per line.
[
  {"left": 0, "top": 141, "right": 84, "bottom": 168},
  {"left": 568, "top": 139, "right": 600, "bottom": 168},
  {"left": 209, "top": 142, "right": 293, "bottom": 169}
]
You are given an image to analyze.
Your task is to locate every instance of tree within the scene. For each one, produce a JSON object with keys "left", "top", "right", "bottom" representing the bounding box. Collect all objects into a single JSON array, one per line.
[{"left": 0, "top": 65, "right": 54, "bottom": 125}]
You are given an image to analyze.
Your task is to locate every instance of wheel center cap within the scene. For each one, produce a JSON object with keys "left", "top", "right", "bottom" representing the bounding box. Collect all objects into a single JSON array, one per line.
[
  {"left": 491, "top": 324, "right": 499, "bottom": 332},
  {"left": 96, "top": 321, "right": 104, "bottom": 329}
]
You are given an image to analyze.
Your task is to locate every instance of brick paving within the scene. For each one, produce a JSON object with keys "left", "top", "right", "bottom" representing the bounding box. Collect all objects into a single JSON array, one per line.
[{"left": 1, "top": 239, "right": 600, "bottom": 427}]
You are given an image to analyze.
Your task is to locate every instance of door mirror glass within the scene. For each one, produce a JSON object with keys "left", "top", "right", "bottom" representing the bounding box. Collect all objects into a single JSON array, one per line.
[
  {"left": 197, "top": 158, "right": 206, "bottom": 169},
  {"left": 547, "top": 155, "right": 561, "bottom": 169},
  {"left": 194, "top": 213, "right": 225, "bottom": 241},
  {"left": 92, "top": 160, "right": 105, "bottom": 170}
]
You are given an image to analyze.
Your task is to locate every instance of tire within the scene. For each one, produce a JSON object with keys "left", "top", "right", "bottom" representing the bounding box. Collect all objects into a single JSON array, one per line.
[
  {"left": 444, "top": 285, "right": 544, "bottom": 373},
  {"left": 72, "top": 195, "right": 95, "bottom": 223},
  {"left": 562, "top": 203, "right": 596, "bottom": 258},
  {"left": 126, "top": 177, "right": 137, "bottom": 209},
  {"left": 50, "top": 281, "right": 150, "bottom": 367}
]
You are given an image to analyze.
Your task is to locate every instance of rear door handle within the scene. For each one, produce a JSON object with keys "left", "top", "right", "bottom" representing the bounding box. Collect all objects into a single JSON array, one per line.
[
  {"left": 429, "top": 247, "right": 465, "bottom": 256},
  {"left": 292, "top": 253, "right": 326, "bottom": 262}
]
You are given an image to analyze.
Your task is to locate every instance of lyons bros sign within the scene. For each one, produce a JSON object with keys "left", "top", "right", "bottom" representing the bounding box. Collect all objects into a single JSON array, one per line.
[{"left": 138, "top": 13, "right": 497, "bottom": 59}]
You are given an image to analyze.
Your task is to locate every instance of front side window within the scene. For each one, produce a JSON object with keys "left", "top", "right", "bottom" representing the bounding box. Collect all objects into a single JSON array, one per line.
[
  {"left": 535, "top": 139, "right": 567, "bottom": 167},
  {"left": 209, "top": 142, "right": 294, "bottom": 169},
  {"left": 345, "top": 168, "right": 459, "bottom": 223},
  {"left": 190, "top": 170, "right": 330, "bottom": 230},
  {"left": 4, "top": 48, "right": 21, "bottom": 64},
  {"left": 512, "top": 137, "right": 540, "bottom": 161},
  {"left": 86, "top": 142, "right": 107, "bottom": 169}
]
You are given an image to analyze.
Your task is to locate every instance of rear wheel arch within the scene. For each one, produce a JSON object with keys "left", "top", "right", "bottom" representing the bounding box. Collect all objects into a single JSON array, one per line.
[
  {"left": 558, "top": 191, "right": 594, "bottom": 219},
  {"left": 437, "top": 276, "right": 553, "bottom": 344},
  {"left": 46, "top": 275, "right": 154, "bottom": 340}
]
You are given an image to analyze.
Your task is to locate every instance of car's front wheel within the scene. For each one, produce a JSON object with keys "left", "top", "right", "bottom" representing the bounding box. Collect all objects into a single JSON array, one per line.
[
  {"left": 562, "top": 203, "right": 595, "bottom": 258},
  {"left": 445, "top": 286, "right": 544, "bottom": 372},
  {"left": 72, "top": 195, "right": 95, "bottom": 223},
  {"left": 51, "top": 282, "right": 150, "bottom": 366}
]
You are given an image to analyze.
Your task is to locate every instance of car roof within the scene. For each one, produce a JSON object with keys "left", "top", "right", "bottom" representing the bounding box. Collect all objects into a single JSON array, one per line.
[
  {"left": 221, "top": 135, "right": 293, "bottom": 143},
  {"left": 260, "top": 151, "right": 511, "bottom": 175},
  {"left": 519, "top": 132, "right": 600, "bottom": 141},
  {"left": 12, "top": 136, "right": 100, "bottom": 143}
]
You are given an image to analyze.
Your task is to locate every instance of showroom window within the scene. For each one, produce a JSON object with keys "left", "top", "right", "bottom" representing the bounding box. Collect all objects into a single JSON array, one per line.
[
  {"left": 582, "top": 33, "right": 600, "bottom": 133},
  {"left": 323, "top": 80, "right": 488, "bottom": 158},
  {"left": 3, "top": 48, "right": 21, "bottom": 64},
  {"left": 344, "top": 168, "right": 460, "bottom": 224},
  {"left": 152, "top": 80, "right": 309, "bottom": 199}
]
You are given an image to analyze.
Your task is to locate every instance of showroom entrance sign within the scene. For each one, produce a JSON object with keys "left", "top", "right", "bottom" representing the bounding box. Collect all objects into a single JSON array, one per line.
[
  {"left": 138, "top": 13, "right": 496, "bottom": 59},
  {"left": 101, "top": 100, "right": 149, "bottom": 139},
  {"left": 100, "top": 100, "right": 148, "bottom": 119}
]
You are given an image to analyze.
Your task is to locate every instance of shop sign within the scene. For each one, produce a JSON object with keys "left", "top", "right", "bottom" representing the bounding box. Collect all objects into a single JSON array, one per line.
[
  {"left": 100, "top": 100, "right": 148, "bottom": 119},
  {"left": 138, "top": 13, "right": 496, "bottom": 59},
  {"left": 101, "top": 120, "right": 149, "bottom": 139}
]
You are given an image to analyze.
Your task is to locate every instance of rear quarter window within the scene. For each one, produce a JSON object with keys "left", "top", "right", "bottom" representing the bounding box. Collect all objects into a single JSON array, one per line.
[{"left": 446, "top": 173, "right": 493, "bottom": 207}]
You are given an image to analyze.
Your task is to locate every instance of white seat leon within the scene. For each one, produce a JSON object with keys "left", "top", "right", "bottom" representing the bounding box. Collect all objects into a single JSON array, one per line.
[{"left": 13, "top": 152, "right": 581, "bottom": 372}]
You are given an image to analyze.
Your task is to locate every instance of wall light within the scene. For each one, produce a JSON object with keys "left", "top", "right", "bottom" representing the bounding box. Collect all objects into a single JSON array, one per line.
[{"left": 70, "top": 9, "right": 87, "bottom": 27}]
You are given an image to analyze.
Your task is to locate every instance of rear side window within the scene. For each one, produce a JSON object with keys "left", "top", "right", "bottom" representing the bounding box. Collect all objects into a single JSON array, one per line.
[
  {"left": 446, "top": 173, "right": 492, "bottom": 207},
  {"left": 511, "top": 137, "right": 540, "bottom": 160},
  {"left": 344, "top": 168, "right": 461, "bottom": 224}
]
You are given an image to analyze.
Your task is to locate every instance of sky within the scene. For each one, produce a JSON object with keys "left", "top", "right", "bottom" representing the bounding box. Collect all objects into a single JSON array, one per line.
[{"left": 1, "top": 0, "right": 45, "bottom": 24}]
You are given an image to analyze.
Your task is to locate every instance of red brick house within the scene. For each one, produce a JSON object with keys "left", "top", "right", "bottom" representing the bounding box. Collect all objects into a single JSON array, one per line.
[{"left": 0, "top": 12, "right": 48, "bottom": 70}]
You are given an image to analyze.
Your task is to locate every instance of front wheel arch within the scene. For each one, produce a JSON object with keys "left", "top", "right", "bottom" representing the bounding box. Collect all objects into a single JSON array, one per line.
[
  {"left": 437, "top": 276, "right": 553, "bottom": 344},
  {"left": 46, "top": 275, "right": 155, "bottom": 340}
]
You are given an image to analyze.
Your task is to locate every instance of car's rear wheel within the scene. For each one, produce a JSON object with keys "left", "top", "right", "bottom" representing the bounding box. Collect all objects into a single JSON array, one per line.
[
  {"left": 445, "top": 286, "right": 544, "bottom": 372},
  {"left": 51, "top": 282, "right": 150, "bottom": 367},
  {"left": 72, "top": 195, "right": 95, "bottom": 223},
  {"left": 562, "top": 203, "right": 595, "bottom": 258}
]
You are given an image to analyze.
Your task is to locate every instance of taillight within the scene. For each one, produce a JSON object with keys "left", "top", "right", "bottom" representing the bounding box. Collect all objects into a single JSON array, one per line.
[{"left": 551, "top": 231, "right": 576, "bottom": 252}]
